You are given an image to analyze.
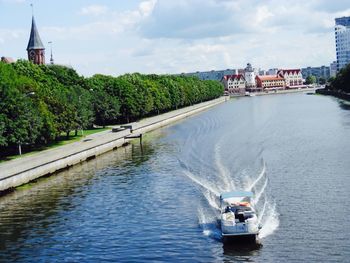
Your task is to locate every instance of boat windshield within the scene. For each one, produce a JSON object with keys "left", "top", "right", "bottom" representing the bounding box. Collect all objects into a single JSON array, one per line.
[{"left": 224, "top": 205, "right": 252, "bottom": 213}]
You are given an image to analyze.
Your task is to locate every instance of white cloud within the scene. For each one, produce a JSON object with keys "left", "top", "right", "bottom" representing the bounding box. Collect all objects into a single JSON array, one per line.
[
  {"left": 255, "top": 6, "right": 274, "bottom": 25},
  {"left": 2, "top": 0, "right": 346, "bottom": 76},
  {"left": 139, "top": 0, "right": 157, "bottom": 17},
  {"left": 80, "top": 5, "right": 108, "bottom": 16},
  {"left": 0, "top": 29, "right": 25, "bottom": 41},
  {"left": 59, "top": 0, "right": 343, "bottom": 75}
]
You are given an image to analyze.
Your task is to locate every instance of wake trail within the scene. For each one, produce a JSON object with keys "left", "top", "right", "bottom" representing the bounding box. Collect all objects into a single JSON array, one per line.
[
  {"left": 214, "top": 143, "right": 235, "bottom": 191},
  {"left": 252, "top": 178, "right": 268, "bottom": 206},
  {"left": 198, "top": 207, "right": 222, "bottom": 241},
  {"left": 259, "top": 202, "right": 279, "bottom": 239},
  {"left": 182, "top": 169, "right": 219, "bottom": 197},
  {"left": 203, "top": 190, "right": 220, "bottom": 211},
  {"left": 257, "top": 197, "right": 267, "bottom": 224},
  {"left": 246, "top": 161, "right": 266, "bottom": 191}
]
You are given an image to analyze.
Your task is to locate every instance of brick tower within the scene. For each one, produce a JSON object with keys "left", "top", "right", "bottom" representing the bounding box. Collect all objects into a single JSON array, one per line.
[{"left": 27, "top": 16, "right": 45, "bottom": 64}]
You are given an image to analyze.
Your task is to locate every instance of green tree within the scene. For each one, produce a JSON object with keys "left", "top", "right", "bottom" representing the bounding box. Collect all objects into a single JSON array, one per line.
[
  {"left": 92, "top": 89, "right": 120, "bottom": 127},
  {"left": 305, "top": 75, "right": 317, "bottom": 85},
  {"left": 0, "top": 114, "right": 7, "bottom": 146},
  {"left": 318, "top": 77, "right": 326, "bottom": 85}
]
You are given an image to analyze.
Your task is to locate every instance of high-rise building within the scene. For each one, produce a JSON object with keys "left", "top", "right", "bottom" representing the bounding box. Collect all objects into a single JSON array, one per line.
[
  {"left": 301, "top": 66, "right": 330, "bottom": 81},
  {"left": 27, "top": 15, "right": 45, "bottom": 65},
  {"left": 181, "top": 69, "right": 237, "bottom": 81},
  {"left": 335, "top": 16, "right": 350, "bottom": 71},
  {"left": 267, "top": 68, "right": 278, "bottom": 76}
]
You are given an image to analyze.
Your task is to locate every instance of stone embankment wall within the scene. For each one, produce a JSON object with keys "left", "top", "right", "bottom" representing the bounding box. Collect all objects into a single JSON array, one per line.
[{"left": 0, "top": 97, "right": 226, "bottom": 193}]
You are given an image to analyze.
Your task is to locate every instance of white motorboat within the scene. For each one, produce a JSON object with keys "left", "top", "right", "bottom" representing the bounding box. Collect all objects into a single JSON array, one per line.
[{"left": 220, "top": 191, "right": 261, "bottom": 243}]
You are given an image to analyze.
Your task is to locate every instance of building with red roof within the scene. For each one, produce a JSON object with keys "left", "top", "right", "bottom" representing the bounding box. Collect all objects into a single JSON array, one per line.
[
  {"left": 1, "top": 57, "right": 15, "bottom": 63},
  {"left": 256, "top": 75, "right": 286, "bottom": 89},
  {"left": 222, "top": 74, "right": 246, "bottom": 95},
  {"left": 277, "top": 69, "right": 303, "bottom": 88}
]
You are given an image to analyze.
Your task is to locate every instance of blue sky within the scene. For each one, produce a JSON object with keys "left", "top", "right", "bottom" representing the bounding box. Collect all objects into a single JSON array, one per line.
[{"left": 1, "top": 0, "right": 349, "bottom": 76}]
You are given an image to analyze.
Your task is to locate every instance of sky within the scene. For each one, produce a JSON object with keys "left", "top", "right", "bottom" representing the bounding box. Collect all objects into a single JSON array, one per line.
[{"left": 0, "top": 0, "right": 349, "bottom": 76}]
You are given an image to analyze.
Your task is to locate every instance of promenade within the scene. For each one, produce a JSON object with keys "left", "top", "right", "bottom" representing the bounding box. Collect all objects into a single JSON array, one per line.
[{"left": 0, "top": 97, "right": 226, "bottom": 193}]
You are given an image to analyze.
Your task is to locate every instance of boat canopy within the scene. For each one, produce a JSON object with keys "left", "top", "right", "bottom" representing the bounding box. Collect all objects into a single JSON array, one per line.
[{"left": 220, "top": 191, "right": 254, "bottom": 201}]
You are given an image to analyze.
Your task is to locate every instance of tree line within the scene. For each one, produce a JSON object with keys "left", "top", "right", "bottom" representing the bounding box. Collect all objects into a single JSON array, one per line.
[
  {"left": 0, "top": 60, "right": 223, "bottom": 156},
  {"left": 327, "top": 63, "right": 350, "bottom": 93}
]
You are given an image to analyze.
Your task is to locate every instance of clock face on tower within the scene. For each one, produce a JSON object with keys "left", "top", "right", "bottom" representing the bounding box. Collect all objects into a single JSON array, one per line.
[{"left": 29, "top": 50, "right": 36, "bottom": 61}]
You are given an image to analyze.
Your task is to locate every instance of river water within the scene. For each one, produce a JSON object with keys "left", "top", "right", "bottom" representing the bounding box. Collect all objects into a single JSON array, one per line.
[{"left": 0, "top": 93, "right": 349, "bottom": 262}]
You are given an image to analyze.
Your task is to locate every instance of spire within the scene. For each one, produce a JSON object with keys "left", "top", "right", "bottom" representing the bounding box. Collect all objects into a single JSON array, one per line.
[
  {"left": 48, "top": 41, "right": 54, "bottom": 64},
  {"left": 26, "top": 16, "right": 45, "bottom": 51}
]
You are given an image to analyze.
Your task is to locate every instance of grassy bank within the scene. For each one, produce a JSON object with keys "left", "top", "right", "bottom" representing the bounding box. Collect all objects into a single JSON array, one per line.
[{"left": 0, "top": 127, "right": 108, "bottom": 162}]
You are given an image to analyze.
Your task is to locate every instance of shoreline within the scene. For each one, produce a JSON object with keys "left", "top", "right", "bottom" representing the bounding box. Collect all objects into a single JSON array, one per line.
[
  {"left": 229, "top": 87, "right": 317, "bottom": 97},
  {"left": 0, "top": 97, "right": 227, "bottom": 194},
  {"left": 315, "top": 88, "right": 350, "bottom": 101}
]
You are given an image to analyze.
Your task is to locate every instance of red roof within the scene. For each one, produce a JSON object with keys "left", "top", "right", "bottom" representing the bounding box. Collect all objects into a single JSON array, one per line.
[
  {"left": 223, "top": 74, "right": 245, "bottom": 81},
  {"left": 1, "top": 57, "right": 15, "bottom": 63},
  {"left": 256, "top": 75, "right": 284, "bottom": 81},
  {"left": 277, "top": 69, "right": 301, "bottom": 75}
]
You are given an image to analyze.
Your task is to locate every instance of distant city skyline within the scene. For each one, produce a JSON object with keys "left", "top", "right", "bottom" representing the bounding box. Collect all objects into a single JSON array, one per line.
[{"left": 0, "top": 0, "right": 349, "bottom": 76}]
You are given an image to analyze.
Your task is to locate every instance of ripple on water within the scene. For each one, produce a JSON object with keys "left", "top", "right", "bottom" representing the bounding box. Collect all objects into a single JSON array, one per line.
[{"left": 0, "top": 94, "right": 349, "bottom": 262}]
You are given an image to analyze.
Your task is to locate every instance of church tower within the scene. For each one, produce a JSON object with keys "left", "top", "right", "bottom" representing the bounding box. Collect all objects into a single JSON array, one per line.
[{"left": 27, "top": 16, "right": 45, "bottom": 64}]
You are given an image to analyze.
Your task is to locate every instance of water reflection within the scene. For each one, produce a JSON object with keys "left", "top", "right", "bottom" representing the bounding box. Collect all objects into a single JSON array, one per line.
[
  {"left": 0, "top": 94, "right": 349, "bottom": 262},
  {"left": 338, "top": 100, "right": 350, "bottom": 110},
  {"left": 223, "top": 242, "right": 262, "bottom": 262},
  {"left": 0, "top": 142, "right": 156, "bottom": 261}
]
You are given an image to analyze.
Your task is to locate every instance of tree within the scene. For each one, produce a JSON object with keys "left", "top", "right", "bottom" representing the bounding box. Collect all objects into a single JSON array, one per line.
[
  {"left": 0, "top": 114, "right": 7, "bottom": 146},
  {"left": 328, "top": 76, "right": 336, "bottom": 84},
  {"left": 1, "top": 59, "right": 225, "bottom": 158},
  {"left": 92, "top": 89, "right": 120, "bottom": 127},
  {"left": 305, "top": 75, "right": 316, "bottom": 85},
  {"left": 330, "top": 63, "right": 350, "bottom": 93},
  {"left": 318, "top": 77, "right": 326, "bottom": 85}
]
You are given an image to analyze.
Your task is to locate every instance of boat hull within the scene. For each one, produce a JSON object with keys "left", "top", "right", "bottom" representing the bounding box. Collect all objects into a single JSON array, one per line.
[{"left": 222, "top": 233, "right": 258, "bottom": 243}]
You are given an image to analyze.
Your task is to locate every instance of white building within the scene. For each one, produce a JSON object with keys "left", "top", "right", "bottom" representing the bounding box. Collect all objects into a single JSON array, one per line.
[
  {"left": 222, "top": 74, "right": 246, "bottom": 94},
  {"left": 335, "top": 16, "right": 350, "bottom": 71},
  {"left": 244, "top": 63, "right": 257, "bottom": 91},
  {"left": 277, "top": 69, "right": 303, "bottom": 88}
]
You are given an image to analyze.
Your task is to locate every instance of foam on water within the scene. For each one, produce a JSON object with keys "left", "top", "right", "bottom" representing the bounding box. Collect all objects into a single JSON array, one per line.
[
  {"left": 202, "top": 190, "right": 220, "bottom": 211},
  {"left": 252, "top": 178, "right": 268, "bottom": 206},
  {"left": 246, "top": 161, "right": 266, "bottom": 192},
  {"left": 258, "top": 202, "right": 279, "bottom": 239},
  {"left": 180, "top": 139, "right": 279, "bottom": 242},
  {"left": 182, "top": 169, "right": 219, "bottom": 197},
  {"left": 197, "top": 207, "right": 222, "bottom": 241},
  {"left": 214, "top": 143, "right": 235, "bottom": 191}
]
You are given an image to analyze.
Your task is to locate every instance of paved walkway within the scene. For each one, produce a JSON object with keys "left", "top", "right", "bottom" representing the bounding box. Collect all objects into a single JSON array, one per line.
[{"left": 0, "top": 97, "right": 226, "bottom": 182}]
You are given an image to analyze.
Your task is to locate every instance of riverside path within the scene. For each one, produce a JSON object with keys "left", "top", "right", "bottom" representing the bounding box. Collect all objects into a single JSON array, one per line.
[{"left": 0, "top": 97, "right": 226, "bottom": 193}]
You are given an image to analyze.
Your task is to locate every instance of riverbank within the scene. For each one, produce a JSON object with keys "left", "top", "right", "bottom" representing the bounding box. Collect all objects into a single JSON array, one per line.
[
  {"left": 0, "top": 97, "right": 227, "bottom": 194},
  {"left": 316, "top": 88, "right": 350, "bottom": 101},
  {"left": 230, "top": 87, "right": 317, "bottom": 98}
]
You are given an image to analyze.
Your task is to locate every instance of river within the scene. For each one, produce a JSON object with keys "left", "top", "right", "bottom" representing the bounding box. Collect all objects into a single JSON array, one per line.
[{"left": 0, "top": 93, "right": 349, "bottom": 262}]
